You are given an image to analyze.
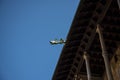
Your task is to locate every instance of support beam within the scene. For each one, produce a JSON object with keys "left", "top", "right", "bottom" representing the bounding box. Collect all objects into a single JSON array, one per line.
[
  {"left": 83, "top": 52, "right": 91, "bottom": 80},
  {"left": 96, "top": 24, "right": 114, "bottom": 80}
]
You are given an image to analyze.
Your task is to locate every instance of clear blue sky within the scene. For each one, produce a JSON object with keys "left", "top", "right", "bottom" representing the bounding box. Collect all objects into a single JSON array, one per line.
[{"left": 0, "top": 0, "right": 79, "bottom": 80}]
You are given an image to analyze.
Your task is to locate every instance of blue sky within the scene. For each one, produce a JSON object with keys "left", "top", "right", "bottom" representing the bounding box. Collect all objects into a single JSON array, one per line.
[{"left": 0, "top": 0, "right": 79, "bottom": 80}]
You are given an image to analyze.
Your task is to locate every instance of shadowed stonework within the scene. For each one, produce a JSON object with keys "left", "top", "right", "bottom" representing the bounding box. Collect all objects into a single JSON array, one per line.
[{"left": 52, "top": 0, "right": 120, "bottom": 80}]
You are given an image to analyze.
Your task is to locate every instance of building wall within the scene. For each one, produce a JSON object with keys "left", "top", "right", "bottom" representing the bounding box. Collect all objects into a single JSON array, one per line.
[
  {"left": 103, "top": 46, "right": 120, "bottom": 80},
  {"left": 76, "top": 46, "right": 120, "bottom": 80}
]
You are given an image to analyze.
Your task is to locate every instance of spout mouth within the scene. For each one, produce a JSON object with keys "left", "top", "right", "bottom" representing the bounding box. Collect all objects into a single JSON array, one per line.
[{"left": 49, "top": 38, "right": 66, "bottom": 45}]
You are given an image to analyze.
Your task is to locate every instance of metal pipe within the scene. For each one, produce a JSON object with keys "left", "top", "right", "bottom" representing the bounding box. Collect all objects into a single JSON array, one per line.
[
  {"left": 83, "top": 52, "right": 91, "bottom": 80},
  {"left": 96, "top": 24, "right": 114, "bottom": 80},
  {"left": 117, "top": 0, "right": 120, "bottom": 9}
]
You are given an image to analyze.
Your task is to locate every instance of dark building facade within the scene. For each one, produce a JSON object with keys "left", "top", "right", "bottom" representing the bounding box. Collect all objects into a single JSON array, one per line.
[{"left": 52, "top": 0, "right": 120, "bottom": 80}]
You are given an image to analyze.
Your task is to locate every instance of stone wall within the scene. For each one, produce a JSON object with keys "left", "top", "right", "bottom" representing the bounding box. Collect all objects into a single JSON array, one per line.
[{"left": 103, "top": 46, "right": 120, "bottom": 80}]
